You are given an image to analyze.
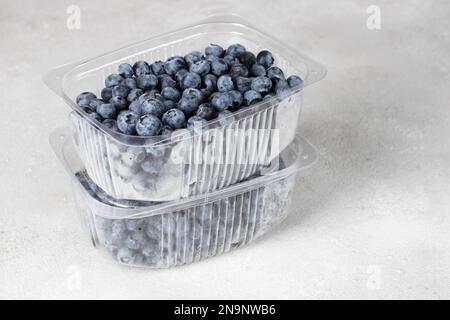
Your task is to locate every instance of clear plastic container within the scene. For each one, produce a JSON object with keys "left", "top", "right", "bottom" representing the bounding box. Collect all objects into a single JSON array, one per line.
[
  {"left": 44, "top": 15, "right": 325, "bottom": 202},
  {"left": 50, "top": 128, "right": 317, "bottom": 268}
]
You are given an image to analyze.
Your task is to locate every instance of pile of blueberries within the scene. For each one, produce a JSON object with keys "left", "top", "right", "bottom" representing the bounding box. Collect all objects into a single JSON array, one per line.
[{"left": 76, "top": 43, "right": 303, "bottom": 137}]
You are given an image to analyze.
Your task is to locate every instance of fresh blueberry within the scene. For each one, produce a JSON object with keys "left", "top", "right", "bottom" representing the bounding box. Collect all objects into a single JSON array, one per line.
[
  {"left": 177, "top": 98, "right": 198, "bottom": 114},
  {"left": 217, "top": 75, "right": 234, "bottom": 92},
  {"left": 162, "top": 108, "right": 186, "bottom": 129},
  {"left": 256, "top": 50, "right": 274, "bottom": 69},
  {"left": 196, "top": 103, "right": 215, "bottom": 120},
  {"left": 122, "top": 77, "right": 138, "bottom": 90},
  {"left": 164, "top": 56, "right": 186, "bottom": 75},
  {"left": 118, "top": 63, "right": 134, "bottom": 78},
  {"left": 141, "top": 98, "right": 166, "bottom": 117},
  {"left": 105, "top": 74, "right": 124, "bottom": 88},
  {"left": 205, "top": 43, "right": 224, "bottom": 57},
  {"left": 211, "top": 92, "right": 232, "bottom": 111},
  {"left": 287, "top": 75, "right": 303, "bottom": 88},
  {"left": 161, "top": 87, "right": 180, "bottom": 102},
  {"left": 137, "top": 74, "right": 158, "bottom": 91},
  {"left": 110, "top": 96, "right": 128, "bottom": 111},
  {"left": 203, "top": 74, "right": 217, "bottom": 92},
  {"left": 223, "top": 54, "right": 239, "bottom": 67},
  {"left": 163, "top": 99, "right": 176, "bottom": 110},
  {"left": 210, "top": 58, "right": 229, "bottom": 76},
  {"left": 128, "top": 100, "right": 141, "bottom": 115},
  {"left": 182, "top": 88, "right": 202, "bottom": 105},
  {"left": 237, "top": 51, "right": 256, "bottom": 66},
  {"left": 101, "top": 88, "right": 113, "bottom": 102},
  {"left": 117, "top": 110, "right": 140, "bottom": 135},
  {"left": 102, "top": 118, "right": 118, "bottom": 130},
  {"left": 76, "top": 92, "right": 96, "bottom": 106},
  {"left": 133, "top": 61, "right": 151, "bottom": 77},
  {"left": 187, "top": 115, "right": 207, "bottom": 130},
  {"left": 116, "top": 247, "right": 135, "bottom": 264},
  {"left": 150, "top": 60, "right": 165, "bottom": 75},
  {"left": 184, "top": 51, "right": 203, "bottom": 66},
  {"left": 243, "top": 90, "right": 262, "bottom": 105},
  {"left": 234, "top": 77, "right": 253, "bottom": 93},
  {"left": 180, "top": 72, "right": 201, "bottom": 90},
  {"left": 158, "top": 74, "right": 177, "bottom": 90},
  {"left": 127, "top": 88, "right": 144, "bottom": 102},
  {"left": 250, "top": 64, "right": 266, "bottom": 77},
  {"left": 228, "top": 90, "right": 243, "bottom": 110},
  {"left": 175, "top": 69, "right": 189, "bottom": 82},
  {"left": 266, "top": 66, "right": 285, "bottom": 80},
  {"left": 189, "top": 60, "right": 210, "bottom": 76},
  {"left": 229, "top": 63, "right": 249, "bottom": 78},
  {"left": 251, "top": 76, "right": 272, "bottom": 94},
  {"left": 160, "top": 125, "right": 174, "bottom": 136},
  {"left": 226, "top": 43, "right": 246, "bottom": 57},
  {"left": 88, "top": 98, "right": 104, "bottom": 111},
  {"left": 96, "top": 103, "right": 116, "bottom": 119},
  {"left": 84, "top": 108, "right": 103, "bottom": 122},
  {"left": 136, "top": 114, "right": 162, "bottom": 136},
  {"left": 272, "top": 77, "right": 290, "bottom": 94},
  {"left": 217, "top": 110, "right": 235, "bottom": 127},
  {"left": 112, "top": 84, "right": 130, "bottom": 98}
]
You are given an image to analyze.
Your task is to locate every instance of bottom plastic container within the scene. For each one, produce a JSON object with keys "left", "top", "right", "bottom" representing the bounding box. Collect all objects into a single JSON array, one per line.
[{"left": 50, "top": 128, "right": 317, "bottom": 268}]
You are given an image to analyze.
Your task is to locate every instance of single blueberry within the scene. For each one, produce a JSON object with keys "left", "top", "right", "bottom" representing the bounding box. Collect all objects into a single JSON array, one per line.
[
  {"left": 205, "top": 43, "right": 224, "bottom": 57},
  {"left": 150, "top": 60, "right": 165, "bottom": 75},
  {"left": 118, "top": 63, "right": 134, "bottom": 78},
  {"left": 203, "top": 74, "right": 217, "bottom": 92},
  {"left": 251, "top": 76, "right": 272, "bottom": 94},
  {"left": 287, "top": 75, "right": 303, "bottom": 88},
  {"left": 161, "top": 87, "right": 181, "bottom": 102},
  {"left": 184, "top": 51, "right": 203, "bottom": 66},
  {"left": 122, "top": 77, "right": 138, "bottom": 90},
  {"left": 76, "top": 92, "right": 96, "bottom": 106},
  {"left": 105, "top": 74, "right": 124, "bottom": 88},
  {"left": 127, "top": 88, "right": 144, "bottom": 102},
  {"left": 187, "top": 115, "right": 207, "bottom": 130},
  {"left": 182, "top": 88, "right": 202, "bottom": 105},
  {"left": 234, "top": 77, "right": 253, "bottom": 93},
  {"left": 211, "top": 92, "right": 232, "bottom": 111},
  {"left": 177, "top": 98, "right": 199, "bottom": 114},
  {"left": 137, "top": 74, "right": 158, "bottom": 91},
  {"left": 250, "top": 64, "right": 266, "bottom": 77},
  {"left": 189, "top": 60, "right": 210, "bottom": 77},
  {"left": 164, "top": 56, "right": 186, "bottom": 75},
  {"left": 84, "top": 108, "right": 103, "bottom": 122},
  {"left": 210, "top": 58, "right": 229, "bottom": 76},
  {"left": 128, "top": 100, "right": 142, "bottom": 115},
  {"left": 180, "top": 72, "right": 201, "bottom": 90},
  {"left": 229, "top": 63, "right": 249, "bottom": 78},
  {"left": 175, "top": 69, "right": 189, "bottom": 83},
  {"left": 141, "top": 98, "right": 166, "bottom": 117},
  {"left": 266, "top": 66, "right": 285, "bottom": 80},
  {"left": 136, "top": 114, "right": 162, "bottom": 136},
  {"left": 217, "top": 75, "right": 234, "bottom": 92},
  {"left": 223, "top": 54, "right": 239, "bottom": 67},
  {"left": 102, "top": 119, "right": 119, "bottom": 131},
  {"left": 217, "top": 110, "right": 235, "bottom": 127},
  {"left": 96, "top": 103, "right": 116, "bottom": 119},
  {"left": 236, "top": 51, "right": 256, "bottom": 66},
  {"left": 158, "top": 74, "right": 177, "bottom": 90},
  {"left": 160, "top": 125, "right": 174, "bottom": 136},
  {"left": 243, "top": 90, "right": 262, "bottom": 106},
  {"left": 133, "top": 61, "right": 151, "bottom": 77},
  {"left": 112, "top": 84, "right": 130, "bottom": 98},
  {"left": 117, "top": 110, "right": 140, "bottom": 135},
  {"left": 101, "top": 88, "right": 113, "bottom": 102},
  {"left": 272, "top": 77, "right": 290, "bottom": 94},
  {"left": 226, "top": 43, "right": 246, "bottom": 57},
  {"left": 196, "top": 103, "right": 215, "bottom": 120},
  {"left": 162, "top": 108, "right": 186, "bottom": 129},
  {"left": 256, "top": 50, "right": 274, "bottom": 69},
  {"left": 110, "top": 96, "right": 128, "bottom": 111},
  {"left": 228, "top": 90, "right": 243, "bottom": 110}
]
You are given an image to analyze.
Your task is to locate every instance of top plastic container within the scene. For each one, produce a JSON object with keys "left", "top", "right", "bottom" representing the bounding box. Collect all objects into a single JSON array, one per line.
[{"left": 44, "top": 15, "right": 326, "bottom": 202}]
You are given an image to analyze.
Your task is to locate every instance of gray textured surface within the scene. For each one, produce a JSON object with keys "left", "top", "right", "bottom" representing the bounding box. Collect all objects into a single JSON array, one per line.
[{"left": 0, "top": 0, "right": 449, "bottom": 299}]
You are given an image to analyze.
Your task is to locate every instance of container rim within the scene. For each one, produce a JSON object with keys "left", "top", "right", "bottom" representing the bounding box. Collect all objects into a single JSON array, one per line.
[
  {"left": 50, "top": 127, "right": 318, "bottom": 219},
  {"left": 43, "top": 15, "right": 326, "bottom": 146}
]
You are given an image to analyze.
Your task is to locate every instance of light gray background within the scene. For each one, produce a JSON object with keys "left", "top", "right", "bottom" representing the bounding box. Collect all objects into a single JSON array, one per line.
[{"left": 1, "top": 0, "right": 449, "bottom": 299}]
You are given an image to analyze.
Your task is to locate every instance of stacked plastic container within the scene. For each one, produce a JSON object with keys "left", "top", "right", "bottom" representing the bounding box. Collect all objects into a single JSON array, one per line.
[{"left": 45, "top": 16, "right": 325, "bottom": 268}]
